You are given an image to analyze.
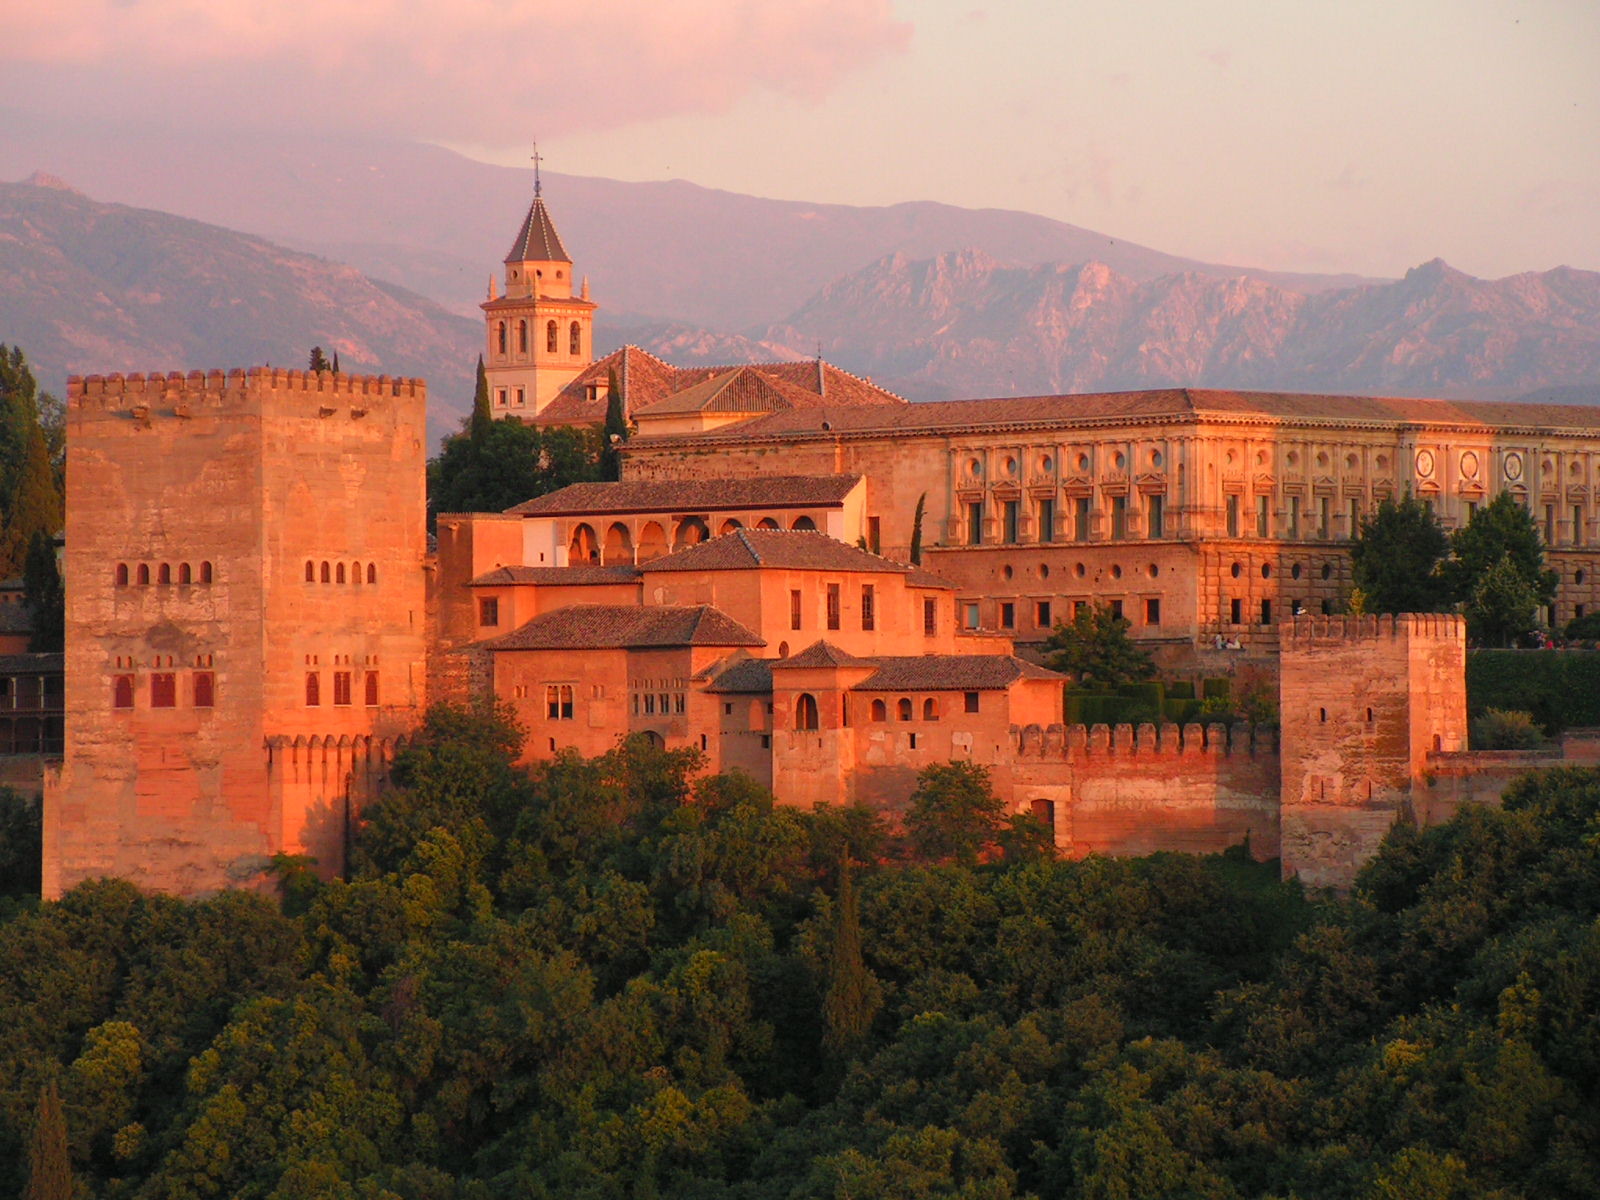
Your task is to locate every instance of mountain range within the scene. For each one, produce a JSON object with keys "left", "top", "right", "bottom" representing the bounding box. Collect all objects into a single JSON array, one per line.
[{"left": 2, "top": 118, "right": 1599, "bottom": 434}]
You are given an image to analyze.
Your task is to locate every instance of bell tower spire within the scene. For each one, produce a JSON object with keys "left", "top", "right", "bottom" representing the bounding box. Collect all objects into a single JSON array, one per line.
[{"left": 482, "top": 151, "right": 597, "bottom": 418}]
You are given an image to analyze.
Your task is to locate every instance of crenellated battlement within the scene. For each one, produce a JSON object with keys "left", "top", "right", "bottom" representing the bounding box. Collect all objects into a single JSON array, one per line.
[
  {"left": 1280, "top": 612, "right": 1465, "bottom": 648},
  {"left": 1010, "top": 720, "right": 1275, "bottom": 760},
  {"left": 68, "top": 367, "right": 426, "bottom": 412}
]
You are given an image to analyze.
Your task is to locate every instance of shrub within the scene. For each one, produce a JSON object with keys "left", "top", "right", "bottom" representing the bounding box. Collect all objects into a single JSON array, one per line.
[{"left": 1470, "top": 708, "right": 1544, "bottom": 750}]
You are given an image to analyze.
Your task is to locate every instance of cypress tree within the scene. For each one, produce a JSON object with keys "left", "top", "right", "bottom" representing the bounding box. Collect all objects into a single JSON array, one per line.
[
  {"left": 909, "top": 493, "right": 927, "bottom": 565},
  {"left": 469, "top": 355, "right": 491, "bottom": 446},
  {"left": 23, "top": 531, "right": 63, "bottom": 653},
  {"left": 24, "top": 1078, "right": 73, "bottom": 1200},
  {"left": 822, "top": 855, "right": 879, "bottom": 1061},
  {"left": 0, "top": 347, "right": 64, "bottom": 578},
  {"left": 600, "top": 367, "right": 627, "bottom": 481}
]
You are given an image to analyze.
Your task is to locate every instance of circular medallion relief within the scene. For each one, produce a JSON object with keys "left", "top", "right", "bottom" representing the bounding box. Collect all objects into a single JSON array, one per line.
[
  {"left": 1504, "top": 452, "right": 1524, "bottom": 481},
  {"left": 1460, "top": 451, "right": 1479, "bottom": 477},
  {"left": 1415, "top": 449, "right": 1435, "bottom": 476}
]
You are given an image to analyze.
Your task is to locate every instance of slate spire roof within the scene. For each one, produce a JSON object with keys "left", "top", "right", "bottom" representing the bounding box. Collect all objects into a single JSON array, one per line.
[{"left": 504, "top": 195, "right": 571, "bottom": 265}]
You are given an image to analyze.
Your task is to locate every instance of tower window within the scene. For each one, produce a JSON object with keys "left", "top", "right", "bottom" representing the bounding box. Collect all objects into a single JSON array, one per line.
[
  {"left": 497, "top": 322, "right": 507, "bottom": 355},
  {"left": 570, "top": 321, "right": 581, "bottom": 355},
  {"left": 964, "top": 691, "right": 980, "bottom": 713},
  {"left": 790, "top": 589, "right": 802, "bottom": 630},
  {"left": 158, "top": 563, "right": 171, "bottom": 585},
  {"left": 795, "top": 693, "right": 820, "bottom": 731},
  {"left": 193, "top": 672, "right": 215, "bottom": 707},
  {"left": 861, "top": 584, "right": 875, "bottom": 631},
  {"left": 336, "top": 563, "right": 346, "bottom": 584},
  {"left": 137, "top": 564, "right": 150, "bottom": 585},
  {"left": 923, "top": 597, "right": 937, "bottom": 635},
  {"left": 305, "top": 673, "right": 320, "bottom": 706},
  {"left": 518, "top": 319, "right": 528, "bottom": 353},
  {"left": 113, "top": 675, "right": 134, "bottom": 709},
  {"left": 546, "top": 320, "right": 558, "bottom": 352},
  {"left": 333, "top": 671, "right": 352, "bottom": 706},
  {"left": 115, "top": 563, "right": 129, "bottom": 587},
  {"left": 367, "top": 564, "right": 376, "bottom": 584},
  {"left": 479, "top": 597, "right": 499, "bottom": 627},
  {"left": 320, "top": 562, "right": 330, "bottom": 583},
  {"left": 826, "top": 583, "right": 841, "bottom": 630},
  {"left": 306, "top": 561, "right": 315, "bottom": 582},
  {"left": 200, "top": 561, "right": 212, "bottom": 584},
  {"left": 365, "top": 672, "right": 379, "bottom": 706},
  {"left": 150, "top": 673, "right": 176, "bottom": 708},
  {"left": 178, "top": 562, "right": 191, "bottom": 585}
]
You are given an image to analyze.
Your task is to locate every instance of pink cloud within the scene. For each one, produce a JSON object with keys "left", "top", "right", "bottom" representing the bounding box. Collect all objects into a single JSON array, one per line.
[{"left": 3, "top": 1, "right": 912, "bottom": 142}]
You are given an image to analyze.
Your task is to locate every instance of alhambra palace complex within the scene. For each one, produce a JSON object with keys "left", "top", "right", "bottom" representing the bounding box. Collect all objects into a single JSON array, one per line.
[{"left": 38, "top": 184, "right": 1600, "bottom": 898}]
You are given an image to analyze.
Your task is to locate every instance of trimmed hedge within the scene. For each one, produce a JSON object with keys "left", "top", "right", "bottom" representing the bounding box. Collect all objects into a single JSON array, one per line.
[
  {"left": 1466, "top": 649, "right": 1600, "bottom": 732},
  {"left": 1064, "top": 679, "right": 1228, "bottom": 728}
]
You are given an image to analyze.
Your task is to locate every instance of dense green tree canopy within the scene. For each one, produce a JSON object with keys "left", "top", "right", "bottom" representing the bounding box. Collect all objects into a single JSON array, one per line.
[
  {"left": 0, "top": 346, "right": 64, "bottom": 579},
  {"left": 1448, "top": 492, "right": 1558, "bottom": 644},
  {"left": 3, "top": 713, "right": 1599, "bottom": 1197},
  {"left": 1349, "top": 492, "right": 1453, "bottom": 614},
  {"left": 1042, "top": 602, "right": 1156, "bottom": 686}
]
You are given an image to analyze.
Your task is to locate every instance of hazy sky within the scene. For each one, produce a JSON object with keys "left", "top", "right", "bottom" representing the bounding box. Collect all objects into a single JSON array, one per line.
[{"left": 7, "top": 0, "right": 1597, "bottom": 279}]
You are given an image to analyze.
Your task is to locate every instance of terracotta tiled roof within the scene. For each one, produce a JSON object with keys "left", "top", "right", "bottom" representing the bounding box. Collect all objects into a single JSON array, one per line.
[
  {"left": 905, "top": 568, "right": 960, "bottom": 591},
  {"left": 0, "top": 651, "right": 61, "bottom": 672},
  {"left": 771, "top": 640, "right": 876, "bottom": 670},
  {"left": 467, "top": 565, "right": 641, "bottom": 587},
  {"left": 705, "top": 658, "right": 774, "bottom": 693},
  {"left": 632, "top": 365, "right": 823, "bottom": 417},
  {"left": 852, "top": 655, "right": 1064, "bottom": 692},
  {"left": 482, "top": 604, "right": 763, "bottom": 651},
  {"left": 505, "top": 475, "right": 862, "bottom": 516},
  {"left": 504, "top": 195, "right": 571, "bottom": 264},
  {"left": 641, "top": 529, "right": 914, "bottom": 575},
  {"left": 629, "top": 387, "right": 1600, "bottom": 445},
  {"left": 533, "top": 346, "right": 905, "bottom": 428}
]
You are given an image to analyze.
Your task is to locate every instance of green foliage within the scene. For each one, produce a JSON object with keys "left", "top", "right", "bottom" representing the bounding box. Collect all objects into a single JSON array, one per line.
[
  {"left": 909, "top": 492, "right": 926, "bottom": 564},
  {"left": 1350, "top": 492, "right": 1452, "bottom": 613},
  {"left": 4, "top": 709, "right": 1600, "bottom": 1197},
  {"left": 904, "top": 761, "right": 1006, "bottom": 866},
  {"left": 0, "top": 345, "right": 65, "bottom": 578},
  {"left": 0, "top": 787, "right": 42, "bottom": 903},
  {"left": 1466, "top": 554, "right": 1542, "bottom": 646},
  {"left": 1470, "top": 708, "right": 1545, "bottom": 750},
  {"left": 427, "top": 409, "right": 599, "bottom": 523},
  {"left": 22, "top": 531, "right": 63, "bottom": 652},
  {"left": 1565, "top": 610, "right": 1600, "bottom": 642},
  {"left": 1467, "top": 648, "right": 1600, "bottom": 733},
  {"left": 1043, "top": 602, "right": 1156, "bottom": 687},
  {"left": 308, "top": 345, "right": 332, "bottom": 372},
  {"left": 599, "top": 367, "right": 627, "bottom": 481},
  {"left": 1448, "top": 491, "right": 1558, "bottom": 609},
  {"left": 468, "top": 353, "right": 490, "bottom": 444},
  {"left": 24, "top": 1078, "right": 73, "bottom": 1200}
]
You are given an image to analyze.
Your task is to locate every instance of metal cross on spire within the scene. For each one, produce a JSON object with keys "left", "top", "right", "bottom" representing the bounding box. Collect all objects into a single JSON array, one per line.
[{"left": 531, "top": 143, "right": 543, "bottom": 197}]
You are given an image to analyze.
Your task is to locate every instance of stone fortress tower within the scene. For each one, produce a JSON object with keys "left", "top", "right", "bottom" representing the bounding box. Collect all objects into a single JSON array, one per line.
[
  {"left": 482, "top": 159, "right": 596, "bottom": 418},
  {"left": 43, "top": 368, "right": 429, "bottom": 898},
  {"left": 1277, "top": 613, "right": 1468, "bottom": 888}
]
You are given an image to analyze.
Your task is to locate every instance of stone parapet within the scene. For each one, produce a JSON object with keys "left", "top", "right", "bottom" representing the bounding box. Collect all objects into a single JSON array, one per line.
[
  {"left": 1011, "top": 720, "right": 1275, "bottom": 759},
  {"left": 1280, "top": 612, "right": 1465, "bottom": 647},
  {"left": 68, "top": 368, "right": 426, "bottom": 411}
]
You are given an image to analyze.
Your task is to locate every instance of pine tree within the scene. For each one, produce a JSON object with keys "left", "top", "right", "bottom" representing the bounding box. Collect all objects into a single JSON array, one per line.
[
  {"left": 600, "top": 367, "right": 627, "bottom": 481},
  {"left": 24, "top": 1078, "right": 73, "bottom": 1200},
  {"left": 909, "top": 493, "right": 926, "bottom": 565},
  {"left": 22, "top": 531, "right": 63, "bottom": 653},
  {"left": 470, "top": 355, "right": 491, "bottom": 445},
  {"left": 308, "top": 346, "right": 332, "bottom": 372},
  {"left": 822, "top": 855, "right": 879, "bottom": 1061}
]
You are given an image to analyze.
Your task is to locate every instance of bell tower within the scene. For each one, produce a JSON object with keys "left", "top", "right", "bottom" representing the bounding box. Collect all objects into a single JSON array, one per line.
[{"left": 482, "top": 151, "right": 596, "bottom": 417}]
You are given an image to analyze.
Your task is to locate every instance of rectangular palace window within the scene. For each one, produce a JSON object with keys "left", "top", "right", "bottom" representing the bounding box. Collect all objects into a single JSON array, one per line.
[
  {"left": 923, "top": 597, "right": 937, "bottom": 636},
  {"left": 479, "top": 597, "right": 499, "bottom": 627},
  {"left": 193, "top": 672, "right": 215, "bottom": 707},
  {"left": 826, "top": 583, "right": 841, "bottom": 630},
  {"left": 333, "top": 671, "right": 352, "bottom": 706},
  {"left": 861, "top": 584, "right": 875, "bottom": 631},
  {"left": 150, "top": 673, "right": 176, "bottom": 708},
  {"left": 790, "top": 589, "right": 802, "bottom": 630}
]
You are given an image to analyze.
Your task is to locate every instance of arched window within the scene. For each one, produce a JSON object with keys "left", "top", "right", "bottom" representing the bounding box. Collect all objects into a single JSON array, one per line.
[
  {"left": 336, "top": 563, "right": 346, "bottom": 584},
  {"left": 795, "top": 693, "right": 819, "bottom": 731},
  {"left": 200, "top": 561, "right": 213, "bottom": 584},
  {"left": 923, "top": 697, "right": 939, "bottom": 720},
  {"left": 136, "top": 564, "right": 150, "bottom": 586},
  {"left": 719, "top": 519, "right": 743, "bottom": 535},
  {"left": 351, "top": 562, "right": 361, "bottom": 584},
  {"left": 157, "top": 563, "right": 171, "bottom": 585},
  {"left": 756, "top": 518, "right": 780, "bottom": 530},
  {"left": 115, "top": 563, "right": 129, "bottom": 587},
  {"left": 367, "top": 563, "right": 376, "bottom": 584},
  {"left": 320, "top": 562, "right": 331, "bottom": 583},
  {"left": 569, "top": 523, "right": 599, "bottom": 564},
  {"left": 569, "top": 321, "right": 581, "bottom": 355},
  {"left": 546, "top": 320, "right": 558, "bottom": 352},
  {"left": 603, "top": 523, "right": 633, "bottom": 565},
  {"left": 305, "top": 673, "right": 321, "bottom": 706},
  {"left": 517, "top": 319, "right": 528, "bottom": 353},
  {"left": 113, "top": 676, "right": 135, "bottom": 709},
  {"left": 870, "top": 699, "right": 887, "bottom": 722},
  {"left": 496, "top": 321, "right": 507, "bottom": 354},
  {"left": 791, "top": 516, "right": 817, "bottom": 531},
  {"left": 897, "top": 697, "right": 913, "bottom": 721},
  {"left": 178, "top": 563, "right": 191, "bottom": 584},
  {"left": 304, "top": 561, "right": 315, "bottom": 582},
  {"left": 193, "top": 672, "right": 214, "bottom": 707},
  {"left": 365, "top": 672, "right": 379, "bottom": 706}
]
